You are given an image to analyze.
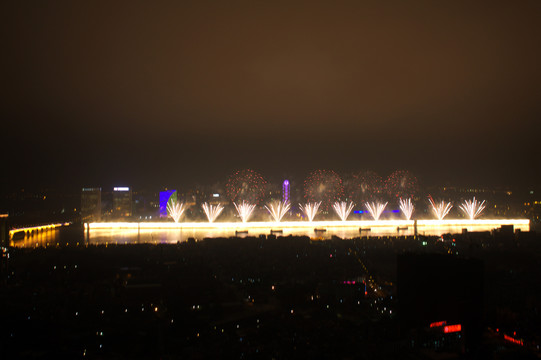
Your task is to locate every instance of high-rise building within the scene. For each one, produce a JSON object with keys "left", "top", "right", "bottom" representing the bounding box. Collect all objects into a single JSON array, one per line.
[
  {"left": 397, "top": 253, "right": 484, "bottom": 352},
  {"left": 159, "top": 190, "right": 176, "bottom": 218},
  {"left": 113, "top": 187, "right": 132, "bottom": 218},
  {"left": 81, "top": 188, "right": 102, "bottom": 222}
]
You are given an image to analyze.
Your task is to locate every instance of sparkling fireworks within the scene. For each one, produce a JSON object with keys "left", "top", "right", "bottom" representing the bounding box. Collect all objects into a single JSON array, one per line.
[
  {"left": 428, "top": 197, "right": 453, "bottom": 220},
  {"left": 399, "top": 198, "right": 414, "bottom": 220},
  {"left": 226, "top": 169, "right": 267, "bottom": 204},
  {"left": 365, "top": 202, "right": 388, "bottom": 221},
  {"left": 167, "top": 199, "right": 187, "bottom": 223},
  {"left": 303, "top": 169, "right": 344, "bottom": 210},
  {"left": 201, "top": 202, "right": 224, "bottom": 223},
  {"left": 385, "top": 170, "right": 418, "bottom": 199},
  {"left": 234, "top": 201, "right": 256, "bottom": 223},
  {"left": 299, "top": 202, "right": 321, "bottom": 222},
  {"left": 333, "top": 201, "right": 355, "bottom": 221},
  {"left": 265, "top": 201, "right": 291, "bottom": 222},
  {"left": 459, "top": 197, "right": 486, "bottom": 220},
  {"left": 349, "top": 170, "right": 383, "bottom": 203}
]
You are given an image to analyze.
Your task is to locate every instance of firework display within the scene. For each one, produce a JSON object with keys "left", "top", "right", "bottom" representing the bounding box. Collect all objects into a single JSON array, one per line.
[
  {"left": 428, "top": 197, "right": 453, "bottom": 220},
  {"left": 202, "top": 202, "right": 224, "bottom": 223},
  {"left": 303, "top": 169, "right": 344, "bottom": 210},
  {"left": 365, "top": 201, "right": 388, "bottom": 221},
  {"left": 385, "top": 170, "right": 418, "bottom": 200},
  {"left": 167, "top": 199, "right": 187, "bottom": 223},
  {"left": 399, "top": 198, "right": 414, "bottom": 220},
  {"left": 226, "top": 169, "right": 267, "bottom": 205},
  {"left": 234, "top": 201, "right": 256, "bottom": 223},
  {"left": 265, "top": 201, "right": 291, "bottom": 222},
  {"left": 299, "top": 202, "right": 322, "bottom": 222},
  {"left": 348, "top": 170, "right": 384, "bottom": 203},
  {"left": 333, "top": 201, "right": 355, "bottom": 221},
  {"left": 459, "top": 197, "right": 486, "bottom": 220},
  {"left": 96, "top": 169, "right": 525, "bottom": 230}
]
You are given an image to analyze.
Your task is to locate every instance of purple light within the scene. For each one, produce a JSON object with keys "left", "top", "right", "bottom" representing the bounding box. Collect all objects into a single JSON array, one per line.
[{"left": 282, "top": 180, "right": 290, "bottom": 203}]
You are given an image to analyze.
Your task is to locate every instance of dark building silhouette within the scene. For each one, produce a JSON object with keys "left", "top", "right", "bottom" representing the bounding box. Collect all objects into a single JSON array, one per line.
[
  {"left": 397, "top": 253, "right": 484, "bottom": 353},
  {"left": 81, "top": 188, "right": 102, "bottom": 222},
  {"left": 0, "top": 214, "right": 9, "bottom": 248}
]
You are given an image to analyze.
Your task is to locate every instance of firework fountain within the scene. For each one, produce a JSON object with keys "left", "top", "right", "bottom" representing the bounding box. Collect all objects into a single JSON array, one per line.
[
  {"left": 265, "top": 201, "right": 291, "bottom": 222},
  {"left": 459, "top": 197, "right": 486, "bottom": 220},
  {"left": 365, "top": 202, "right": 388, "bottom": 221},
  {"left": 333, "top": 201, "right": 355, "bottom": 221},
  {"left": 167, "top": 200, "right": 187, "bottom": 223},
  {"left": 399, "top": 198, "right": 414, "bottom": 220},
  {"left": 299, "top": 202, "right": 321, "bottom": 222},
  {"left": 201, "top": 202, "right": 224, "bottom": 223},
  {"left": 234, "top": 201, "right": 256, "bottom": 223},
  {"left": 428, "top": 197, "right": 453, "bottom": 220}
]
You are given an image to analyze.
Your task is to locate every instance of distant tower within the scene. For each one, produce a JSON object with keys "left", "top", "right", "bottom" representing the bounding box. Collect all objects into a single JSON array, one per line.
[{"left": 282, "top": 180, "right": 290, "bottom": 203}]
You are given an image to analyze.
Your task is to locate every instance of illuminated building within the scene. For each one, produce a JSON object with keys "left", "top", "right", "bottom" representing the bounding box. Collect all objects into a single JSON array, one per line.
[
  {"left": 397, "top": 253, "right": 484, "bottom": 352},
  {"left": 282, "top": 180, "right": 290, "bottom": 204},
  {"left": 81, "top": 188, "right": 101, "bottom": 222},
  {"left": 113, "top": 187, "right": 132, "bottom": 218},
  {"left": 159, "top": 190, "right": 176, "bottom": 218}
]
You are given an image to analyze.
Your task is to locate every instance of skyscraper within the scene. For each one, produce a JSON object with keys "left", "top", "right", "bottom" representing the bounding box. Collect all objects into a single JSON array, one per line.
[
  {"left": 81, "top": 188, "right": 101, "bottom": 222},
  {"left": 159, "top": 190, "right": 176, "bottom": 218},
  {"left": 113, "top": 187, "right": 132, "bottom": 218}
]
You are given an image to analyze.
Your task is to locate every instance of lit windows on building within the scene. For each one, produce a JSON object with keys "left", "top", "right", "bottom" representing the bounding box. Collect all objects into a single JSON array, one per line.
[
  {"left": 81, "top": 188, "right": 101, "bottom": 222},
  {"left": 113, "top": 187, "right": 132, "bottom": 218}
]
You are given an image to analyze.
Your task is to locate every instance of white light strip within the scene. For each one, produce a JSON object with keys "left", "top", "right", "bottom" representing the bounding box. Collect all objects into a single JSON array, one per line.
[{"left": 86, "top": 219, "right": 529, "bottom": 231}]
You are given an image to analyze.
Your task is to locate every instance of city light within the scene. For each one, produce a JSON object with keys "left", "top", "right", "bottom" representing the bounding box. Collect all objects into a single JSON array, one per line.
[
  {"left": 443, "top": 324, "right": 462, "bottom": 333},
  {"left": 113, "top": 187, "right": 130, "bottom": 192}
]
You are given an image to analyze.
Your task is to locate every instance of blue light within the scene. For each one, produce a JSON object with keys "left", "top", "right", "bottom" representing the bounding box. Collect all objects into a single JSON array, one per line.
[
  {"left": 354, "top": 209, "right": 400, "bottom": 214},
  {"left": 159, "top": 190, "right": 176, "bottom": 218}
]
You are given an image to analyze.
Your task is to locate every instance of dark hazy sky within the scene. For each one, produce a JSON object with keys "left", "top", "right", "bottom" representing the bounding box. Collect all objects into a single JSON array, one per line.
[{"left": 2, "top": 1, "right": 540, "bottom": 190}]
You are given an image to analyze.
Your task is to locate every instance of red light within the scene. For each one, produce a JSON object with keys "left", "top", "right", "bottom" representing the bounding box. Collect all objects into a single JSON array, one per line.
[
  {"left": 504, "top": 334, "right": 523, "bottom": 346},
  {"left": 443, "top": 324, "right": 462, "bottom": 333},
  {"left": 430, "top": 321, "right": 447, "bottom": 328}
]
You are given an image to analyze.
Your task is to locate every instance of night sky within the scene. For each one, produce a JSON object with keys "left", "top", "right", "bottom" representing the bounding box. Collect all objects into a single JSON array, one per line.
[{"left": 2, "top": 1, "right": 541, "bottom": 190}]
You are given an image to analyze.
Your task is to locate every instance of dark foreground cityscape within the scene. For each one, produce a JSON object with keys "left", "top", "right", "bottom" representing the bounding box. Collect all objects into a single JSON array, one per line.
[{"left": 2, "top": 227, "right": 541, "bottom": 359}]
